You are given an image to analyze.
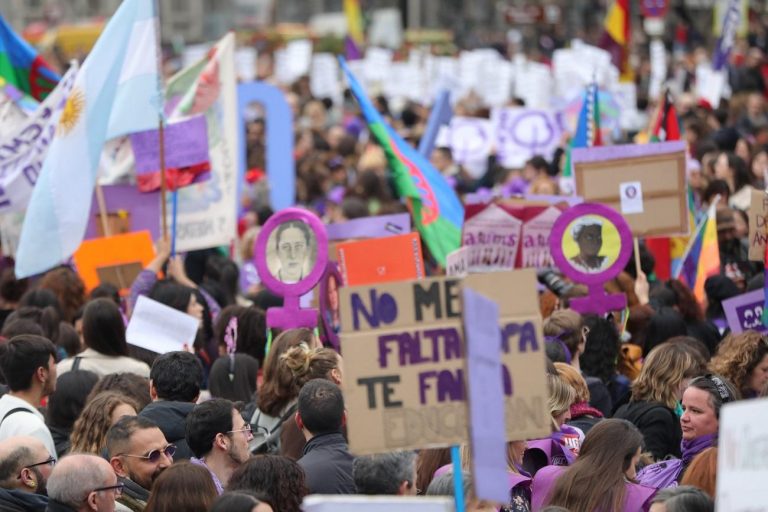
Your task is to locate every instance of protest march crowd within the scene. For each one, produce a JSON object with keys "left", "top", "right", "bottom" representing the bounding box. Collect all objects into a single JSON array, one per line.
[{"left": 2, "top": 0, "right": 768, "bottom": 511}]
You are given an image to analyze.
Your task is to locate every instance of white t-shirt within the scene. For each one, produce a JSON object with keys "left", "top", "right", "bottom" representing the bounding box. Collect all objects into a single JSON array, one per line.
[
  {"left": 0, "top": 394, "right": 56, "bottom": 459},
  {"left": 57, "top": 348, "right": 150, "bottom": 378}
]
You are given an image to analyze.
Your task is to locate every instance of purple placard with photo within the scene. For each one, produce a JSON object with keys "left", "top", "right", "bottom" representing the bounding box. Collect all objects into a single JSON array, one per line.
[
  {"left": 130, "top": 115, "right": 209, "bottom": 174},
  {"left": 723, "top": 289, "right": 767, "bottom": 334},
  {"left": 84, "top": 185, "right": 160, "bottom": 240},
  {"left": 549, "top": 203, "right": 633, "bottom": 315},
  {"left": 326, "top": 213, "right": 411, "bottom": 241}
]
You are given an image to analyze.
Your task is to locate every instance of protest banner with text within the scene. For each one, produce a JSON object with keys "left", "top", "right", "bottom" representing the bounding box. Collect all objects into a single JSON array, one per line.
[{"left": 339, "top": 269, "right": 549, "bottom": 454}]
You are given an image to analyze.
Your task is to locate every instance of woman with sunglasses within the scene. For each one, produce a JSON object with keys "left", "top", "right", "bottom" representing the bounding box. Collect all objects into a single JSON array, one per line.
[{"left": 636, "top": 374, "right": 737, "bottom": 489}]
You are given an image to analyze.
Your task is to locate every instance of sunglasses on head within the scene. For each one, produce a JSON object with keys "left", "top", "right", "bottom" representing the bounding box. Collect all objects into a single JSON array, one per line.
[{"left": 118, "top": 444, "right": 176, "bottom": 463}]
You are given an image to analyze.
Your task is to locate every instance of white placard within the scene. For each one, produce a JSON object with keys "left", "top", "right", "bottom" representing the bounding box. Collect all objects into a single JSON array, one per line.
[
  {"left": 126, "top": 296, "right": 200, "bottom": 354},
  {"left": 477, "top": 59, "right": 513, "bottom": 107},
  {"left": 235, "top": 47, "right": 258, "bottom": 82},
  {"left": 310, "top": 53, "right": 340, "bottom": 100},
  {"left": 514, "top": 60, "right": 553, "bottom": 109},
  {"left": 448, "top": 117, "right": 494, "bottom": 178},
  {"left": 493, "top": 107, "right": 562, "bottom": 169},
  {"left": 368, "top": 8, "right": 404, "bottom": 49},
  {"left": 620, "top": 181, "right": 644, "bottom": 214},
  {"left": 648, "top": 39, "right": 667, "bottom": 99},
  {"left": 553, "top": 43, "right": 618, "bottom": 98},
  {"left": 697, "top": 66, "right": 727, "bottom": 109},
  {"left": 364, "top": 47, "right": 394, "bottom": 85},
  {"left": 446, "top": 246, "right": 469, "bottom": 277},
  {"left": 717, "top": 398, "right": 768, "bottom": 511},
  {"left": 303, "top": 496, "right": 453, "bottom": 512},
  {"left": 275, "top": 39, "right": 312, "bottom": 84}
]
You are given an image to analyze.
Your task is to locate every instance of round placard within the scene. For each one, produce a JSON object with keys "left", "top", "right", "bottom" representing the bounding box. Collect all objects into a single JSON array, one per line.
[
  {"left": 253, "top": 208, "right": 329, "bottom": 298},
  {"left": 549, "top": 203, "right": 632, "bottom": 286}
]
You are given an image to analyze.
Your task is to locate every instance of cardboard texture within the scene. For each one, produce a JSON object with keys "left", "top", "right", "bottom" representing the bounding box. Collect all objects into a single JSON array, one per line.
[
  {"left": 748, "top": 189, "right": 768, "bottom": 261},
  {"left": 72, "top": 231, "right": 156, "bottom": 293},
  {"left": 339, "top": 269, "right": 549, "bottom": 454},
  {"left": 572, "top": 141, "right": 689, "bottom": 237},
  {"left": 336, "top": 232, "right": 425, "bottom": 286}
]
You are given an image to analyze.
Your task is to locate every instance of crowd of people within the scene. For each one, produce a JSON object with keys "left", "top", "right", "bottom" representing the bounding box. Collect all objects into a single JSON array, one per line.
[{"left": 1, "top": 4, "right": 768, "bottom": 512}]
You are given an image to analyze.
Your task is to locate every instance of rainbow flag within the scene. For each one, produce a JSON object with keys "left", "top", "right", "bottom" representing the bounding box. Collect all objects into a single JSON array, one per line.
[
  {"left": 344, "top": 0, "right": 365, "bottom": 45},
  {"left": 0, "top": 15, "right": 59, "bottom": 101},
  {"left": 340, "top": 57, "right": 463, "bottom": 266},
  {"left": 561, "top": 81, "right": 601, "bottom": 194},
  {"left": 675, "top": 202, "right": 720, "bottom": 303},
  {"left": 599, "top": 0, "right": 633, "bottom": 82}
]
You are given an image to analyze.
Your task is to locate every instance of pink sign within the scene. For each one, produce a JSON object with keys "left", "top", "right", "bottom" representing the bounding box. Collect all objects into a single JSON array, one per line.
[
  {"left": 521, "top": 206, "right": 561, "bottom": 268},
  {"left": 462, "top": 203, "right": 522, "bottom": 272}
]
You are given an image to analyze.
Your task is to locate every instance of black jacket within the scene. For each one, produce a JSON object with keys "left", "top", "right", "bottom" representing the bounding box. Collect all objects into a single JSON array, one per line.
[
  {"left": 297, "top": 432, "right": 355, "bottom": 495},
  {"left": 45, "top": 499, "right": 77, "bottom": 512},
  {"left": 0, "top": 488, "right": 48, "bottom": 512},
  {"left": 138, "top": 400, "right": 195, "bottom": 460},
  {"left": 614, "top": 400, "right": 681, "bottom": 460}
]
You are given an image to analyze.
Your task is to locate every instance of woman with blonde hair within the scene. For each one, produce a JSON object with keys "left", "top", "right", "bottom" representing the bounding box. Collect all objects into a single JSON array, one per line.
[
  {"left": 554, "top": 362, "right": 602, "bottom": 434},
  {"left": 709, "top": 330, "right": 768, "bottom": 398},
  {"left": 69, "top": 391, "right": 140, "bottom": 454},
  {"left": 614, "top": 342, "right": 699, "bottom": 460},
  {"left": 532, "top": 419, "right": 656, "bottom": 512},
  {"left": 523, "top": 374, "right": 579, "bottom": 476}
]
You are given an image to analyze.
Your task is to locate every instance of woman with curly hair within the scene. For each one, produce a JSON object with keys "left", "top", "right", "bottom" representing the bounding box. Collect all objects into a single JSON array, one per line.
[
  {"left": 227, "top": 455, "right": 308, "bottom": 512},
  {"left": 614, "top": 342, "right": 699, "bottom": 461},
  {"left": 709, "top": 330, "right": 768, "bottom": 398},
  {"left": 69, "top": 391, "right": 140, "bottom": 454}
]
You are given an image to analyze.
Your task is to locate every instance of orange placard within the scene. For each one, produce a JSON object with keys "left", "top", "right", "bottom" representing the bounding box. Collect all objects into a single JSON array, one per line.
[
  {"left": 73, "top": 231, "right": 156, "bottom": 293},
  {"left": 336, "top": 232, "right": 424, "bottom": 286}
]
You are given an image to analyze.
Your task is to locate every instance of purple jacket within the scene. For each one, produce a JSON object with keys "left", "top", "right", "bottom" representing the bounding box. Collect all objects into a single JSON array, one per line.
[{"left": 532, "top": 465, "right": 656, "bottom": 512}]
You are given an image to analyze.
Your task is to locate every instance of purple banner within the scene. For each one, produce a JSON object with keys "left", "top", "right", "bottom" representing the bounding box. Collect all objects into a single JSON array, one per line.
[
  {"left": 130, "top": 115, "right": 209, "bottom": 174},
  {"left": 84, "top": 185, "right": 161, "bottom": 240},
  {"left": 326, "top": 213, "right": 411, "bottom": 241},
  {"left": 713, "top": 0, "right": 741, "bottom": 71},
  {"left": 723, "top": 289, "right": 767, "bottom": 334}
]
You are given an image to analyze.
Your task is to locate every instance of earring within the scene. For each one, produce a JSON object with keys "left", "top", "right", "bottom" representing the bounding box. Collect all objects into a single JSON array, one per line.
[{"left": 27, "top": 480, "right": 37, "bottom": 489}]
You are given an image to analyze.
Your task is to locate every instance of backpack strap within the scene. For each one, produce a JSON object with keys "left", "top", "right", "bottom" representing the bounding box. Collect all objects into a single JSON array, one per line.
[
  {"left": 71, "top": 357, "right": 82, "bottom": 372},
  {"left": 1, "top": 407, "right": 32, "bottom": 427}
]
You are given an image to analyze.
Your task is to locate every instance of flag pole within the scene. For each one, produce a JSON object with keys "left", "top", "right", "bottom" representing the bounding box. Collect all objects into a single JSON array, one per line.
[
  {"left": 153, "top": 0, "right": 168, "bottom": 241},
  {"left": 159, "top": 119, "right": 168, "bottom": 239},
  {"left": 95, "top": 183, "right": 111, "bottom": 238}
]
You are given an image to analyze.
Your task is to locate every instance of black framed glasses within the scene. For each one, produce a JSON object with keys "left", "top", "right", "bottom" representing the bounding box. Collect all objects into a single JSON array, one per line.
[
  {"left": 26, "top": 456, "right": 56, "bottom": 469},
  {"left": 117, "top": 444, "right": 176, "bottom": 463},
  {"left": 92, "top": 483, "right": 124, "bottom": 497}
]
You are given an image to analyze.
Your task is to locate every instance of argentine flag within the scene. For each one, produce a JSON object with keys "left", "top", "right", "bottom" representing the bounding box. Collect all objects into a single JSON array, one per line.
[{"left": 15, "top": 0, "right": 160, "bottom": 278}]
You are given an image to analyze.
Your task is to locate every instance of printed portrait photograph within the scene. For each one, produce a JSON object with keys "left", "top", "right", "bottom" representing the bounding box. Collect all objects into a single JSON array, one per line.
[
  {"left": 265, "top": 219, "right": 318, "bottom": 284},
  {"left": 561, "top": 214, "right": 621, "bottom": 274}
]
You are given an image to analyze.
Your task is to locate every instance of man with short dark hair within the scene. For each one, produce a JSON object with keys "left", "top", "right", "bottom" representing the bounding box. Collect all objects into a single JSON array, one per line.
[
  {"left": 46, "top": 454, "right": 120, "bottom": 512},
  {"left": 186, "top": 398, "right": 252, "bottom": 493},
  {"left": 106, "top": 416, "right": 173, "bottom": 512},
  {"left": 295, "top": 379, "right": 355, "bottom": 494},
  {"left": 353, "top": 451, "right": 418, "bottom": 495},
  {"left": 138, "top": 351, "right": 202, "bottom": 460},
  {"left": 0, "top": 436, "right": 54, "bottom": 511},
  {"left": 0, "top": 335, "right": 58, "bottom": 457}
]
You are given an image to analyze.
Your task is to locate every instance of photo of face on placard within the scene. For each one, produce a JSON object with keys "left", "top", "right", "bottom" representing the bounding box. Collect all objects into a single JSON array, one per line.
[
  {"left": 562, "top": 214, "right": 621, "bottom": 274},
  {"left": 266, "top": 220, "right": 318, "bottom": 284}
]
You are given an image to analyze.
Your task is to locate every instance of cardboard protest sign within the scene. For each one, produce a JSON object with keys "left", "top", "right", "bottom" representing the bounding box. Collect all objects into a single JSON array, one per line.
[
  {"left": 337, "top": 232, "right": 425, "bottom": 287},
  {"left": 717, "top": 398, "right": 768, "bottom": 511},
  {"left": 303, "top": 496, "right": 453, "bottom": 512},
  {"left": 572, "top": 141, "right": 689, "bottom": 237},
  {"left": 748, "top": 189, "right": 768, "bottom": 261},
  {"left": 722, "top": 289, "right": 767, "bottom": 334},
  {"left": 463, "top": 288, "right": 510, "bottom": 504},
  {"left": 493, "top": 108, "right": 562, "bottom": 169},
  {"left": 462, "top": 203, "right": 522, "bottom": 273},
  {"left": 339, "top": 270, "right": 549, "bottom": 454},
  {"left": 446, "top": 247, "right": 469, "bottom": 277},
  {"left": 72, "top": 231, "right": 155, "bottom": 293},
  {"left": 126, "top": 296, "right": 199, "bottom": 354}
]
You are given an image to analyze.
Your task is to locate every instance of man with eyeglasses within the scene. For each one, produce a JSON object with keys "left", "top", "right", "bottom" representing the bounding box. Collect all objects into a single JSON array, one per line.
[
  {"left": 106, "top": 416, "right": 173, "bottom": 512},
  {"left": 186, "top": 398, "right": 253, "bottom": 494},
  {"left": 46, "top": 454, "right": 120, "bottom": 512},
  {"left": 0, "top": 436, "right": 54, "bottom": 511}
]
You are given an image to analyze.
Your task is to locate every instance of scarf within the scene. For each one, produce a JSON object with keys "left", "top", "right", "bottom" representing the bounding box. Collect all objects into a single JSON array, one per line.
[
  {"left": 681, "top": 433, "right": 717, "bottom": 466},
  {"left": 570, "top": 401, "right": 604, "bottom": 419}
]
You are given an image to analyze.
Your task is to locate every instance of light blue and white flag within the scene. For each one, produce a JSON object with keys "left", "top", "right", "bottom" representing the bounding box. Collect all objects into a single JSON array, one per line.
[{"left": 15, "top": 0, "right": 160, "bottom": 278}]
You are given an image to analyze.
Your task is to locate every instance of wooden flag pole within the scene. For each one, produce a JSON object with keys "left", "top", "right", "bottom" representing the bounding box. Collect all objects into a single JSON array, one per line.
[{"left": 95, "top": 183, "right": 111, "bottom": 238}]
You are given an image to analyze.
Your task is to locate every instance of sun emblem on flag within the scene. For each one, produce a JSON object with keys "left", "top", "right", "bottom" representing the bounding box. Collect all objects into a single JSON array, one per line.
[{"left": 58, "top": 88, "right": 85, "bottom": 136}]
